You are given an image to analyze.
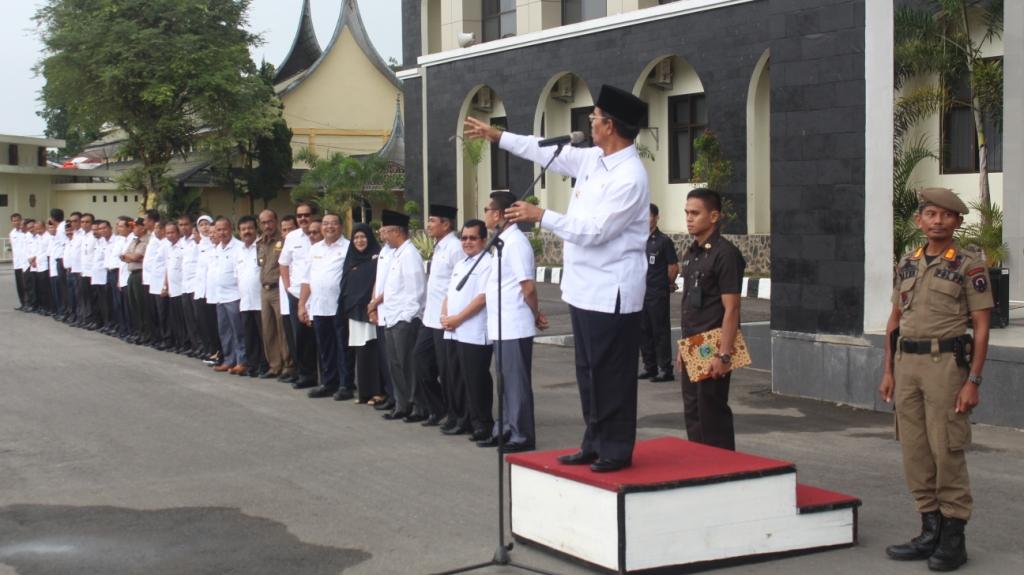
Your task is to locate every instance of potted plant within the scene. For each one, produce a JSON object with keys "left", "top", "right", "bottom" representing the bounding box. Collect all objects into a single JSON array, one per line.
[{"left": 958, "top": 199, "right": 1009, "bottom": 328}]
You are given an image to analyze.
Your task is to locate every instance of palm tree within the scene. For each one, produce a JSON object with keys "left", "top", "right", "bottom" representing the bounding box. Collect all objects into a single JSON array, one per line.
[{"left": 291, "top": 148, "right": 401, "bottom": 223}]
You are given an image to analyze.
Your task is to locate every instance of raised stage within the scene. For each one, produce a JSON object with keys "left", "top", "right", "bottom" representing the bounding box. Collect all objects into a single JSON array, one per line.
[{"left": 506, "top": 437, "right": 860, "bottom": 574}]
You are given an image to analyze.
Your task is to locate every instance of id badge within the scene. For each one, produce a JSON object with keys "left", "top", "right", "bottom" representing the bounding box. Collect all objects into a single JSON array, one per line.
[{"left": 688, "top": 285, "right": 703, "bottom": 308}]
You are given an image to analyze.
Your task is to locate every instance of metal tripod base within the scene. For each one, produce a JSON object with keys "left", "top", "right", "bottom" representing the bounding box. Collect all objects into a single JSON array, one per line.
[{"left": 433, "top": 542, "right": 560, "bottom": 575}]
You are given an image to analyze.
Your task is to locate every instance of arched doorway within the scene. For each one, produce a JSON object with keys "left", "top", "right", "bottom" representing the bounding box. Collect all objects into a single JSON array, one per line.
[
  {"left": 746, "top": 49, "right": 771, "bottom": 234},
  {"left": 532, "top": 72, "right": 595, "bottom": 214},
  {"left": 456, "top": 84, "right": 508, "bottom": 223}
]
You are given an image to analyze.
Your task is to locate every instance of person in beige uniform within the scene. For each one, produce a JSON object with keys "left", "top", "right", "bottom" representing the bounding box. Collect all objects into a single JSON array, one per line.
[{"left": 879, "top": 188, "right": 992, "bottom": 572}]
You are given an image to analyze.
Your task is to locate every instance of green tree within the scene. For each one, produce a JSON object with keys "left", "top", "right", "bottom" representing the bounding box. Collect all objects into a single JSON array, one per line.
[
  {"left": 894, "top": 0, "right": 1004, "bottom": 221},
  {"left": 291, "top": 148, "right": 401, "bottom": 219},
  {"left": 35, "top": 0, "right": 263, "bottom": 212},
  {"left": 37, "top": 105, "right": 101, "bottom": 159},
  {"left": 690, "top": 129, "right": 737, "bottom": 229},
  {"left": 208, "top": 62, "right": 293, "bottom": 214}
]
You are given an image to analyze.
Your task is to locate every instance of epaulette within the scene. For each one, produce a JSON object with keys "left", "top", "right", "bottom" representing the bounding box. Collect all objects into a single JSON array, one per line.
[
  {"left": 909, "top": 247, "right": 923, "bottom": 260},
  {"left": 942, "top": 247, "right": 958, "bottom": 261}
]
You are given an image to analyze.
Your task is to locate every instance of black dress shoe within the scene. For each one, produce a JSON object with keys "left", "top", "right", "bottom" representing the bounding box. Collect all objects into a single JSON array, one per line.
[
  {"left": 468, "top": 429, "right": 491, "bottom": 442},
  {"left": 439, "top": 420, "right": 457, "bottom": 433},
  {"left": 403, "top": 412, "right": 428, "bottom": 423},
  {"left": 638, "top": 369, "right": 657, "bottom": 379},
  {"left": 259, "top": 371, "right": 280, "bottom": 380},
  {"left": 476, "top": 432, "right": 510, "bottom": 448},
  {"left": 374, "top": 400, "right": 396, "bottom": 412},
  {"left": 651, "top": 371, "right": 675, "bottom": 382},
  {"left": 279, "top": 373, "right": 298, "bottom": 384},
  {"left": 557, "top": 451, "right": 599, "bottom": 465},
  {"left": 383, "top": 410, "right": 410, "bottom": 420},
  {"left": 499, "top": 442, "right": 535, "bottom": 454},
  {"left": 291, "top": 378, "right": 316, "bottom": 390},
  {"left": 332, "top": 388, "right": 355, "bottom": 401},
  {"left": 441, "top": 425, "right": 470, "bottom": 436},
  {"left": 308, "top": 386, "right": 336, "bottom": 398},
  {"left": 590, "top": 458, "right": 632, "bottom": 473},
  {"left": 420, "top": 414, "right": 443, "bottom": 427}
]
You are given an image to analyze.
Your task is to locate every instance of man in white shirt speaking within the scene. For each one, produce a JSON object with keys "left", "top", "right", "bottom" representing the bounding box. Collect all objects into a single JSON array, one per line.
[{"left": 465, "top": 84, "right": 650, "bottom": 472}]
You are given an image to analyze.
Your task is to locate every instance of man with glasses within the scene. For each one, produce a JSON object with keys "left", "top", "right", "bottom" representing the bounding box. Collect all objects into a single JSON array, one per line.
[
  {"left": 256, "top": 209, "right": 291, "bottom": 379},
  {"left": 465, "top": 84, "right": 650, "bottom": 472},
  {"left": 440, "top": 219, "right": 493, "bottom": 439},
  {"left": 279, "top": 203, "right": 319, "bottom": 389}
]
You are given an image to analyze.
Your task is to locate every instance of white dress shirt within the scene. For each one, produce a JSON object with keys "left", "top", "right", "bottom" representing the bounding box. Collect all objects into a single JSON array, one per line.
[
  {"left": 64, "top": 229, "right": 83, "bottom": 272},
  {"left": 445, "top": 251, "right": 492, "bottom": 346},
  {"left": 380, "top": 239, "right": 426, "bottom": 327},
  {"left": 372, "top": 243, "right": 394, "bottom": 325},
  {"left": 105, "top": 235, "right": 126, "bottom": 270},
  {"left": 208, "top": 237, "right": 243, "bottom": 304},
  {"left": 485, "top": 225, "right": 536, "bottom": 341},
  {"left": 141, "top": 232, "right": 160, "bottom": 286},
  {"left": 30, "top": 234, "right": 50, "bottom": 273},
  {"left": 79, "top": 234, "right": 96, "bottom": 279},
  {"left": 279, "top": 228, "right": 311, "bottom": 299},
  {"left": 180, "top": 236, "right": 198, "bottom": 294},
  {"left": 50, "top": 221, "right": 67, "bottom": 261},
  {"left": 90, "top": 237, "right": 108, "bottom": 285},
  {"left": 305, "top": 237, "right": 350, "bottom": 317},
  {"left": 165, "top": 240, "right": 185, "bottom": 297},
  {"left": 194, "top": 236, "right": 215, "bottom": 300},
  {"left": 115, "top": 236, "right": 131, "bottom": 289},
  {"left": 236, "top": 241, "right": 262, "bottom": 312},
  {"left": 47, "top": 232, "right": 61, "bottom": 278},
  {"left": 10, "top": 229, "right": 27, "bottom": 271},
  {"left": 147, "top": 238, "right": 170, "bottom": 295},
  {"left": 423, "top": 232, "right": 462, "bottom": 329},
  {"left": 500, "top": 132, "right": 650, "bottom": 314}
]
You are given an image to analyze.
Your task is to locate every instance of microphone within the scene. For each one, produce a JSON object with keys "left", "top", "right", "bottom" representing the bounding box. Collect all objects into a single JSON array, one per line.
[{"left": 537, "top": 132, "right": 586, "bottom": 148}]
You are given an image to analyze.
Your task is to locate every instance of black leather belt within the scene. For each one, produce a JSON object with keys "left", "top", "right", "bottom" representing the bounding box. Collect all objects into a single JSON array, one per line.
[
  {"left": 262, "top": 283, "right": 278, "bottom": 290},
  {"left": 900, "top": 338, "right": 957, "bottom": 354}
]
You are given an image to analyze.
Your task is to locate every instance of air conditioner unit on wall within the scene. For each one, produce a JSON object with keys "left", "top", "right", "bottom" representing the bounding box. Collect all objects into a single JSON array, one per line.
[
  {"left": 553, "top": 75, "right": 575, "bottom": 103},
  {"left": 650, "top": 59, "right": 674, "bottom": 90},
  {"left": 473, "top": 87, "right": 493, "bottom": 112}
]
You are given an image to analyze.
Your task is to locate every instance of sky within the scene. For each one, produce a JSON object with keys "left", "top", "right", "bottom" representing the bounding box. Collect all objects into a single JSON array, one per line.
[{"left": 0, "top": 0, "right": 403, "bottom": 138}]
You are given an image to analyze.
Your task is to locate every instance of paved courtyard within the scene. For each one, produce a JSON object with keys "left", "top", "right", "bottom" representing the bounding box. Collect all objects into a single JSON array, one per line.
[{"left": 1, "top": 271, "right": 1022, "bottom": 575}]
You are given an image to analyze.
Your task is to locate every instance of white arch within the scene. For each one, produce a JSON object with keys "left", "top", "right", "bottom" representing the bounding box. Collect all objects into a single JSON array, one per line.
[
  {"left": 746, "top": 49, "right": 771, "bottom": 234},
  {"left": 455, "top": 84, "right": 506, "bottom": 223},
  {"left": 532, "top": 72, "right": 595, "bottom": 213}
]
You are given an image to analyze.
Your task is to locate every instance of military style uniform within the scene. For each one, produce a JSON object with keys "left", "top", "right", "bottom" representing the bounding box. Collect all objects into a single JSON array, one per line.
[
  {"left": 892, "top": 242, "right": 992, "bottom": 521},
  {"left": 257, "top": 232, "right": 291, "bottom": 376},
  {"left": 640, "top": 226, "right": 678, "bottom": 380}
]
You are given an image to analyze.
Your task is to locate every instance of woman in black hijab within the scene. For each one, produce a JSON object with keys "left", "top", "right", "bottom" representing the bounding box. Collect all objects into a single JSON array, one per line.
[{"left": 340, "top": 223, "right": 385, "bottom": 404}]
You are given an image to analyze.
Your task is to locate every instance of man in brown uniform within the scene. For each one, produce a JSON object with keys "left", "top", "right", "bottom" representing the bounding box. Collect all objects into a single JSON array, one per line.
[
  {"left": 257, "top": 209, "right": 292, "bottom": 379},
  {"left": 880, "top": 188, "right": 992, "bottom": 572}
]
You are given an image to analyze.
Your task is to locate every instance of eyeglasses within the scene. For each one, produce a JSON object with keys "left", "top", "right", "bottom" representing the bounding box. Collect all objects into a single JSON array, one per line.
[
  {"left": 588, "top": 113, "right": 609, "bottom": 124},
  {"left": 460, "top": 235, "right": 481, "bottom": 241}
]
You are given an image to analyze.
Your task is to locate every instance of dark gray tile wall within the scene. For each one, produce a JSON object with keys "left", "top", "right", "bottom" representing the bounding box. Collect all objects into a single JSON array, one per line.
[{"left": 401, "top": 0, "right": 868, "bottom": 336}]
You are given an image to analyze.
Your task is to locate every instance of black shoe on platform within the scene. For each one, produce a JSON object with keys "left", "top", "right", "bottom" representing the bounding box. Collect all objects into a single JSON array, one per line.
[
  {"left": 557, "top": 451, "right": 598, "bottom": 465},
  {"left": 886, "top": 511, "right": 942, "bottom": 561},
  {"left": 638, "top": 369, "right": 656, "bottom": 380},
  {"left": 927, "top": 516, "right": 967, "bottom": 572},
  {"left": 499, "top": 442, "right": 535, "bottom": 454},
  {"left": 590, "top": 458, "right": 631, "bottom": 473}
]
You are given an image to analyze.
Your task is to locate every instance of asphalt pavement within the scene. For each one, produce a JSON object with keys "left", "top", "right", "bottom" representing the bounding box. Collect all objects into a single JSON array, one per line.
[{"left": 1, "top": 270, "right": 1022, "bottom": 575}]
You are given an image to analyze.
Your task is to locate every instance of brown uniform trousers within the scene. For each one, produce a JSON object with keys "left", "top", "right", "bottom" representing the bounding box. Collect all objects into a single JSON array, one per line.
[
  {"left": 258, "top": 234, "right": 292, "bottom": 374},
  {"left": 892, "top": 243, "right": 992, "bottom": 521}
]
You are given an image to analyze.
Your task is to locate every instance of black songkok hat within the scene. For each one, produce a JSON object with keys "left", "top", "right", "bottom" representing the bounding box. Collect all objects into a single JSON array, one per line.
[
  {"left": 381, "top": 209, "right": 410, "bottom": 227},
  {"left": 595, "top": 84, "right": 647, "bottom": 129},
  {"left": 489, "top": 191, "right": 516, "bottom": 209},
  {"left": 429, "top": 204, "right": 458, "bottom": 220}
]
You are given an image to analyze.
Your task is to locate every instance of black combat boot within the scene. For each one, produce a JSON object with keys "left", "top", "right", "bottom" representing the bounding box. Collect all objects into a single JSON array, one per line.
[
  {"left": 927, "top": 516, "right": 967, "bottom": 572},
  {"left": 886, "top": 511, "right": 942, "bottom": 560}
]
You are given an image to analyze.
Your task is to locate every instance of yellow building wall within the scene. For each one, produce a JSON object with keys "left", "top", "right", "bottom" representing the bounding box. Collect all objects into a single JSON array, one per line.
[
  {"left": 0, "top": 173, "right": 54, "bottom": 223},
  {"left": 281, "top": 26, "right": 401, "bottom": 160}
]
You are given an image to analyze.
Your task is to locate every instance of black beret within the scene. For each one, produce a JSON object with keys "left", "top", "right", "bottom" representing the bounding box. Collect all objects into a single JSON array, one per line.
[
  {"left": 429, "top": 204, "right": 458, "bottom": 220},
  {"left": 595, "top": 84, "right": 647, "bottom": 129},
  {"left": 381, "top": 209, "right": 410, "bottom": 227}
]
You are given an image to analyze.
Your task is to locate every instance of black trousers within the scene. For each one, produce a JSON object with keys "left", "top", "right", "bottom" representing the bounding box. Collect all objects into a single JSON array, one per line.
[
  {"left": 14, "top": 268, "right": 26, "bottom": 307},
  {"left": 127, "top": 271, "right": 146, "bottom": 337},
  {"left": 24, "top": 268, "right": 37, "bottom": 309},
  {"left": 412, "top": 326, "right": 447, "bottom": 417},
  {"left": 65, "top": 272, "right": 79, "bottom": 320},
  {"left": 113, "top": 284, "right": 129, "bottom": 336},
  {"left": 242, "top": 309, "right": 268, "bottom": 375},
  {"left": 168, "top": 296, "right": 188, "bottom": 349},
  {"left": 77, "top": 274, "right": 93, "bottom": 322},
  {"left": 456, "top": 340, "right": 493, "bottom": 434},
  {"left": 354, "top": 338, "right": 381, "bottom": 401},
  {"left": 441, "top": 338, "right": 468, "bottom": 427},
  {"left": 182, "top": 294, "right": 202, "bottom": 351},
  {"left": 286, "top": 293, "right": 317, "bottom": 380},
  {"left": 33, "top": 271, "right": 51, "bottom": 312},
  {"left": 198, "top": 298, "right": 221, "bottom": 356},
  {"left": 149, "top": 293, "right": 171, "bottom": 345},
  {"left": 640, "top": 295, "right": 673, "bottom": 374},
  {"left": 682, "top": 370, "right": 735, "bottom": 451},
  {"left": 52, "top": 259, "right": 67, "bottom": 316},
  {"left": 569, "top": 305, "right": 642, "bottom": 462},
  {"left": 93, "top": 283, "right": 111, "bottom": 326},
  {"left": 376, "top": 325, "right": 393, "bottom": 395}
]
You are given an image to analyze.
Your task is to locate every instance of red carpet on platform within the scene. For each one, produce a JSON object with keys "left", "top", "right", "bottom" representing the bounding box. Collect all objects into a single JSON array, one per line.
[{"left": 507, "top": 437, "right": 860, "bottom": 574}]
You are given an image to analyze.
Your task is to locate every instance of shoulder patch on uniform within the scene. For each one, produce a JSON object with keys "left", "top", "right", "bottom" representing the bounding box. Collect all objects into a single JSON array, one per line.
[
  {"left": 911, "top": 247, "right": 923, "bottom": 259},
  {"left": 942, "top": 247, "right": 957, "bottom": 261},
  {"left": 972, "top": 273, "right": 989, "bottom": 293},
  {"left": 967, "top": 267, "right": 985, "bottom": 276}
]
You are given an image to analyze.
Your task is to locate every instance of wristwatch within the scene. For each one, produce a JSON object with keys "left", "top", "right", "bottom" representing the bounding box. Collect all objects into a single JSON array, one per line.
[
  {"left": 968, "top": 373, "right": 982, "bottom": 386},
  {"left": 715, "top": 353, "right": 732, "bottom": 364}
]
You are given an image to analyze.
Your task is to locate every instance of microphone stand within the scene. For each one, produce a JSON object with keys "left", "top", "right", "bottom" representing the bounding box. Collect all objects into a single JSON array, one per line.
[{"left": 435, "top": 143, "right": 566, "bottom": 575}]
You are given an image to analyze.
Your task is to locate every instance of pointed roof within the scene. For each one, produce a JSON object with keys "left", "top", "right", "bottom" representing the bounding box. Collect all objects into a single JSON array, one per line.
[
  {"left": 377, "top": 97, "right": 405, "bottom": 167},
  {"left": 274, "top": 0, "right": 323, "bottom": 84},
  {"left": 277, "top": 0, "right": 401, "bottom": 96}
]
